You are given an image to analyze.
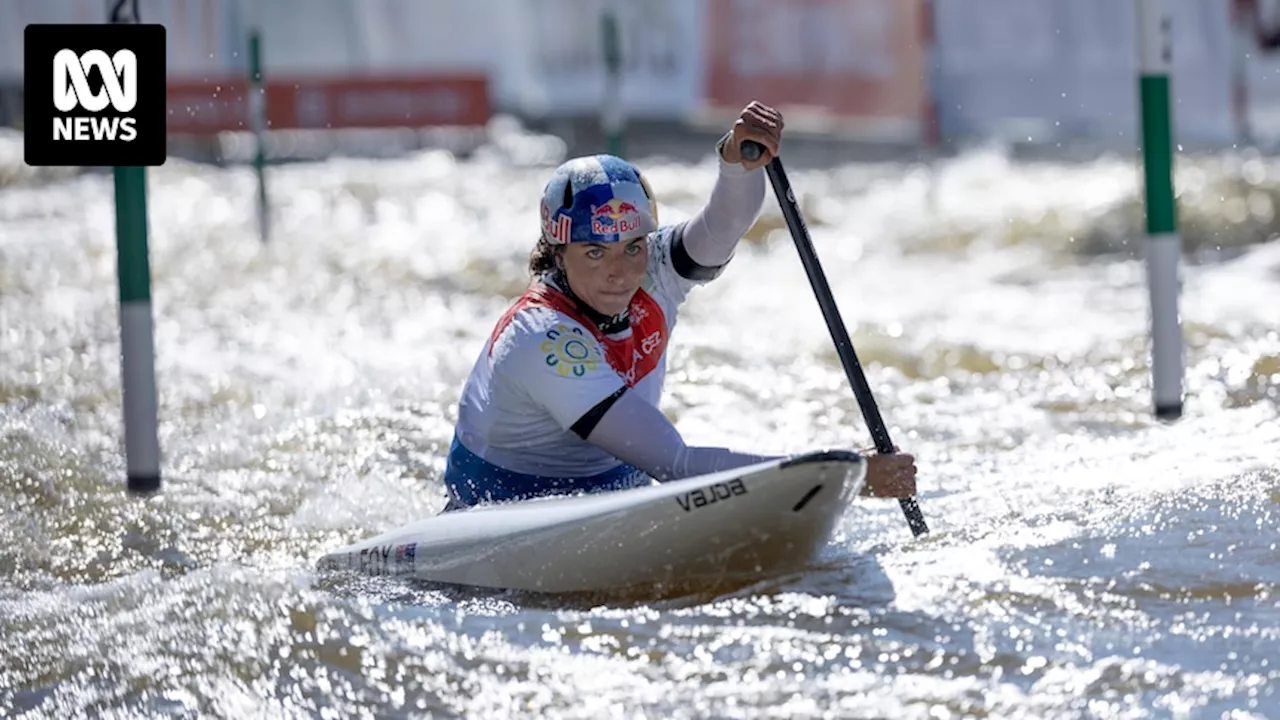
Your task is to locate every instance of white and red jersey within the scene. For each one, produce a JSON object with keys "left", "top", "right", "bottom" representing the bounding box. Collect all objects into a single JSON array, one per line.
[{"left": 452, "top": 225, "right": 708, "bottom": 478}]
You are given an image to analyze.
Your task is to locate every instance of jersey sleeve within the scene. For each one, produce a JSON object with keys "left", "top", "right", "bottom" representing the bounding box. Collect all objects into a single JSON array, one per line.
[
  {"left": 642, "top": 223, "right": 703, "bottom": 319},
  {"left": 491, "top": 308, "right": 627, "bottom": 431},
  {"left": 586, "top": 389, "right": 779, "bottom": 481},
  {"left": 641, "top": 152, "right": 766, "bottom": 318}
]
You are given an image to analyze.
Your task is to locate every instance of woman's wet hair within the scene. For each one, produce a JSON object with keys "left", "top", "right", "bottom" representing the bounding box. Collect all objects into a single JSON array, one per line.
[{"left": 528, "top": 236, "right": 562, "bottom": 275}]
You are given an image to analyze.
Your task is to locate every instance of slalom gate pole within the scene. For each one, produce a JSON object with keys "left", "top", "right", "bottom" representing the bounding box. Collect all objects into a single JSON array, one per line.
[
  {"left": 600, "top": 3, "right": 625, "bottom": 157},
  {"left": 1137, "top": 0, "right": 1185, "bottom": 420},
  {"left": 247, "top": 26, "right": 270, "bottom": 243},
  {"left": 109, "top": 0, "right": 162, "bottom": 494}
]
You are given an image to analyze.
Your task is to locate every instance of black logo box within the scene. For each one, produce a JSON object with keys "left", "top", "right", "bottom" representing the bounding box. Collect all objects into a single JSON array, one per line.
[{"left": 24, "top": 24, "right": 166, "bottom": 167}]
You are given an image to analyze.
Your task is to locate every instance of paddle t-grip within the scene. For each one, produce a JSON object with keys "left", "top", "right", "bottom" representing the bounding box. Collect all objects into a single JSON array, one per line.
[{"left": 740, "top": 140, "right": 766, "bottom": 162}]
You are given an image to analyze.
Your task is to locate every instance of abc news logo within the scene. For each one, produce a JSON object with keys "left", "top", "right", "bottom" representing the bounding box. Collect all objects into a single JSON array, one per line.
[
  {"left": 25, "top": 24, "right": 166, "bottom": 166},
  {"left": 53, "top": 49, "right": 139, "bottom": 142}
]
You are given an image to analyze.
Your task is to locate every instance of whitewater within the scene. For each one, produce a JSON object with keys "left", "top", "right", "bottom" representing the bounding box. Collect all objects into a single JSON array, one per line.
[{"left": 1, "top": 126, "right": 1276, "bottom": 718}]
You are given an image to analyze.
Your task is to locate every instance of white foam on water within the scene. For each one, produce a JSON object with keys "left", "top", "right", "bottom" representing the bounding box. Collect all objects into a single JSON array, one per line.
[{"left": 1, "top": 138, "right": 1277, "bottom": 718}]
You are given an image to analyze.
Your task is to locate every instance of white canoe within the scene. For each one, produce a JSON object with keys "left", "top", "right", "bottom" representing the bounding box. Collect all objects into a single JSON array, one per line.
[{"left": 316, "top": 449, "right": 865, "bottom": 594}]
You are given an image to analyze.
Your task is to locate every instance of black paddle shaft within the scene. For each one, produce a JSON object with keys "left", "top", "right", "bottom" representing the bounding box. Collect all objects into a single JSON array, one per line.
[{"left": 741, "top": 140, "right": 929, "bottom": 537}]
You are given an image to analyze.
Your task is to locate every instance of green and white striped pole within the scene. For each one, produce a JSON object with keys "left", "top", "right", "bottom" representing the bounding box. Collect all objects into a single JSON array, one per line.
[
  {"left": 1137, "top": 0, "right": 1184, "bottom": 420},
  {"left": 110, "top": 2, "right": 161, "bottom": 494},
  {"left": 600, "top": 4, "right": 625, "bottom": 157},
  {"left": 247, "top": 27, "right": 270, "bottom": 243}
]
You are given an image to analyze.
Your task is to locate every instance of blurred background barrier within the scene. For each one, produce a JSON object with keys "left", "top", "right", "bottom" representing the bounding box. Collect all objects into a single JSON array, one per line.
[
  {"left": 6, "top": 0, "right": 1280, "bottom": 156},
  {"left": 163, "top": 75, "right": 491, "bottom": 133},
  {"left": 932, "top": 0, "right": 1235, "bottom": 149},
  {"left": 701, "top": 0, "right": 925, "bottom": 144}
]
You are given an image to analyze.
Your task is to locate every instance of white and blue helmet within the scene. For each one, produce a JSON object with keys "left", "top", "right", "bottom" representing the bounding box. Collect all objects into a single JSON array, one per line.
[{"left": 540, "top": 154, "right": 659, "bottom": 245}]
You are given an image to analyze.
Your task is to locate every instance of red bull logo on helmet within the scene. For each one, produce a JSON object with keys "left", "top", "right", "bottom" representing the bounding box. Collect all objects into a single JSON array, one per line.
[
  {"left": 591, "top": 200, "right": 643, "bottom": 237},
  {"left": 541, "top": 203, "right": 573, "bottom": 244}
]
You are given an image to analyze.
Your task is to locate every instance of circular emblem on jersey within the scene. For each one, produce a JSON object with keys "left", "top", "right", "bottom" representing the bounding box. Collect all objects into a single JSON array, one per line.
[{"left": 541, "top": 324, "right": 601, "bottom": 377}]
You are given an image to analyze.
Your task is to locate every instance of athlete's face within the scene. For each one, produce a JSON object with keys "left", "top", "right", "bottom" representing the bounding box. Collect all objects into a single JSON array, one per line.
[{"left": 560, "top": 238, "right": 648, "bottom": 316}]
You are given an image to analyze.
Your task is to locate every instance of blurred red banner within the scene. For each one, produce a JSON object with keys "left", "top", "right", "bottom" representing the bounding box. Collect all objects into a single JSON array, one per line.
[
  {"left": 165, "top": 75, "right": 491, "bottom": 134},
  {"left": 705, "top": 0, "right": 926, "bottom": 130}
]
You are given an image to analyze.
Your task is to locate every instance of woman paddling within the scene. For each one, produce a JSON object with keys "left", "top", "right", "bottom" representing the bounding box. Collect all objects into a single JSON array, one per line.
[{"left": 444, "top": 101, "right": 917, "bottom": 510}]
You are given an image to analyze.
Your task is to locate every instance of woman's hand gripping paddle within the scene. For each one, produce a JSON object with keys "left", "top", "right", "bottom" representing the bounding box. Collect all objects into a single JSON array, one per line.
[{"left": 741, "top": 140, "right": 929, "bottom": 537}]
